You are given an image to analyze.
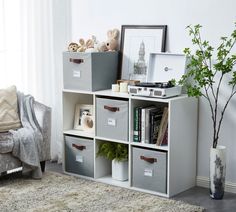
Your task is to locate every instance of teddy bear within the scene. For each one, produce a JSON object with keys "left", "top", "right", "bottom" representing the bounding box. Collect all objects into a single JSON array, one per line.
[
  {"left": 68, "top": 42, "right": 79, "bottom": 52},
  {"left": 106, "top": 29, "right": 119, "bottom": 51}
]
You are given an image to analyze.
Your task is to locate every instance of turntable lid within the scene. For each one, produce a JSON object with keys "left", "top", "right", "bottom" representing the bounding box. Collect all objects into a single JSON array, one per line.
[{"left": 147, "top": 53, "right": 186, "bottom": 83}]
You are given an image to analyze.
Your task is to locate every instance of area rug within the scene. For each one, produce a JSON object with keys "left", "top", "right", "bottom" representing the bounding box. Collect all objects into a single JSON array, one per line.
[{"left": 0, "top": 171, "right": 204, "bottom": 212}]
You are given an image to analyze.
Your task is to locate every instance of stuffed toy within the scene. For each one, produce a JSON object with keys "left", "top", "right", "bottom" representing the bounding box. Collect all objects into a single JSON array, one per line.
[
  {"left": 77, "top": 37, "right": 95, "bottom": 52},
  {"left": 106, "top": 29, "right": 119, "bottom": 51},
  {"left": 68, "top": 42, "right": 79, "bottom": 52},
  {"left": 91, "top": 35, "right": 107, "bottom": 52},
  {"left": 77, "top": 39, "right": 87, "bottom": 52},
  {"left": 97, "top": 42, "right": 108, "bottom": 52}
]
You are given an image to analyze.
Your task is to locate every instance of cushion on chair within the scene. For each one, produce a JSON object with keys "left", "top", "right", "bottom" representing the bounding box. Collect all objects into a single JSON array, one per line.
[{"left": 0, "top": 86, "right": 21, "bottom": 132}]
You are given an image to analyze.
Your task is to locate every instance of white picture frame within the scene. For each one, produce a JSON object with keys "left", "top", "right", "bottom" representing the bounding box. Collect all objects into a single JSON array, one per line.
[
  {"left": 119, "top": 25, "right": 167, "bottom": 82},
  {"left": 74, "top": 104, "right": 93, "bottom": 130}
]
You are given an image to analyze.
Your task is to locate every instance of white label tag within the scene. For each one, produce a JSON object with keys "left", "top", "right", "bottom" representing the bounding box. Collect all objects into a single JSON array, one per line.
[
  {"left": 73, "top": 70, "right": 81, "bottom": 78},
  {"left": 76, "top": 155, "right": 83, "bottom": 163},
  {"left": 144, "top": 168, "right": 153, "bottom": 177},
  {"left": 108, "top": 118, "right": 116, "bottom": 126}
]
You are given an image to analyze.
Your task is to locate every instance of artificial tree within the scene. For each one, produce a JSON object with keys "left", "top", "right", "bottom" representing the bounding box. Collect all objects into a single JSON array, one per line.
[{"left": 180, "top": 23, "right": 236, "bottom": 148}]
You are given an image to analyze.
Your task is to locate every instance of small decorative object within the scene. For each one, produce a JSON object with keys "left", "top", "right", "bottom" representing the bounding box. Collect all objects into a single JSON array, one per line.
[
  {"left": 112, "top": 84, "right": 120, "bottom": 92},
  {"left": 96, "top": 142, "right": 128, "bottom": 181},
  {"left": 210, "top": 146, "right": 226, "bottom": 199},
  {"left": 119, "top": 25, "right": 167, "bottom": 81},
  {"left": 68, "top": 42, "right": 79, "bottom": 52},
  {"left": 179, "top": 23, "right": 236, "bottom": 199},
  {"left": 119, "top": 82, "right": 128, "bottom": 93},
  {"left": 74, "top": 104, "right": 93, "bottom": 130},
  {"left": 117, "top": 79, "right": 140, "bottom": 86},
  {"left": 106, "top": 29, "right": 119, "bottom": 51},
  {"left": 81, "top": 111, "right": 94, "bottom": 132}
]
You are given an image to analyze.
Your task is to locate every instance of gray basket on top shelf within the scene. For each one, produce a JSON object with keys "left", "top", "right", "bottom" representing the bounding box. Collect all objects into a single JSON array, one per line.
[{"left": 63, "top": 51, "right": 118, "bottom": 91}]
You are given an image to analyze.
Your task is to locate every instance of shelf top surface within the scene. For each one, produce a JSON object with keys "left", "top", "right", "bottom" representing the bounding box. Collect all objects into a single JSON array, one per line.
[
  {"left": 63, "top": 89, "right": 189, "bottom": 102},
  {"left": 63, "top": 89, "right": 94, "bottom": 95}
]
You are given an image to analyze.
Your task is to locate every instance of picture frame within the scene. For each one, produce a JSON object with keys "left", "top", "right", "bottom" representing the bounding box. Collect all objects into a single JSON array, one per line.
[
  {"left": 119, "top": 25, "right": 167, "bottom": 82},
  {"left": 74, "top": 104, "right": 93, "bottom": 130}
]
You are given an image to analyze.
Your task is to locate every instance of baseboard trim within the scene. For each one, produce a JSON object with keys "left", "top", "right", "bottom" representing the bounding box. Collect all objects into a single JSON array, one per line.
[{"left": 197, "top": 176, "right": 236, "bottom": 194}]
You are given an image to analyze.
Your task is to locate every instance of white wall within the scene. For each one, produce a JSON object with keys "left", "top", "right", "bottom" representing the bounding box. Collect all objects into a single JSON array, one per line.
[{"left": 70, "top": 0, "right": 236, "bottom": 183}]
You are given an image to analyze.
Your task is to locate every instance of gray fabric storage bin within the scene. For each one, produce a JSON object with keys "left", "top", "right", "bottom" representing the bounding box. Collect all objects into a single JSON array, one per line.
[
  {"left": 132, "top": 147, "right": 167, "bottom": 193},
  {"left": 65, "top": 135, "right": 94, "bottom": 177},
  {"left": 96, "top": 97, "right": 129, "bottom": 141},
  {"left": 63, "top": 51, "right": 118, "bottom": 91}
]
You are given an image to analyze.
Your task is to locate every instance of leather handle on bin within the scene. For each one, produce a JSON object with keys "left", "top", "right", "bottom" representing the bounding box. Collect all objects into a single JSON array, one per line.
[
  {"left": 69, "top": 58, "right": 84, "bottom": 64},
  {"left": 104, "top": 105, "right": 120, "bottom": 112},
  {"left": 72, "top": 143, "right": 86, "bottom": 151},
  {"left": 140, "top": 155, "right": 157, "bottom": 163}
]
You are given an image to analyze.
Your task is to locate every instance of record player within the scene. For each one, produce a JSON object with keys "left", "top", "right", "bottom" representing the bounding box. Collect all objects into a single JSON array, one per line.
[{"left": 128, "top": 53, "right": 186, "bottom": 98}]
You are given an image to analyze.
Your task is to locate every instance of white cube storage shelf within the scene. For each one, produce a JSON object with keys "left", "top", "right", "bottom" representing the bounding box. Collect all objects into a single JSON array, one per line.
[{"left": 62, "top": 89, "right": 198, "bottom": 198}]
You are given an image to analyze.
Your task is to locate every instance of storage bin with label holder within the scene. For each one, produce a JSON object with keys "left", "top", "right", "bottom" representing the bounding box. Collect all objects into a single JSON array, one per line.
[
  {"left": 132, "top": 146, "right": 167, "bottom": 193},
  {"left": 63, "top": 51, "right": 118, "bottom": 91},
  {"left": 96, "top": 97, "right": 129, "bottom": 141},
  {"left": 65, "top": 135, "right": 94, "bottom": 177}
]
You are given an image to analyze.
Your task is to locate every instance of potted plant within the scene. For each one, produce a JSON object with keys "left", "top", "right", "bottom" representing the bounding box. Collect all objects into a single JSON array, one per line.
[
  {"left": 180, "top": 23, "right": 236, "bottom": 199},
  {"left": 97, "top": 142, "right": 128, "bottom": 181}
]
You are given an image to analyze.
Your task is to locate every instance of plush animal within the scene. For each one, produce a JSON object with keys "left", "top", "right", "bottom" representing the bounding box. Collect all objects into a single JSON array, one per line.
[
  {"left": 68, "top": 42, "right": 79, "bottom": 52},
  {"left": 97, "top": 42, "right": 108, "bottom": 52},
  {"left": 106, "top": 29, "right": 119, "bottom": 51},
  {"left": 77, "top": 39, "right": 87, "bottom": 52},
  {"left": 77, "top": 38, "right": 95, "bottom": 52}
]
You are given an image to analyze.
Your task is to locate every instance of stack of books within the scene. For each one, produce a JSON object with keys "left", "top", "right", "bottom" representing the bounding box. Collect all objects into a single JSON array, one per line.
[{"left": 133, "top": 106, "right": 168, "bottom": 146}]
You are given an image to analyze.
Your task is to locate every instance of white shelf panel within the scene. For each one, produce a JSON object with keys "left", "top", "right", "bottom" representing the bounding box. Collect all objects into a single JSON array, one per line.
[
  {"left": 63, "top": 88, "right": 94, "bottom": 95},
  {"left": 131, "top": 186, "right": 168, "bottom": 198},
  {"left": 64, "top": 129, "right": 95, "bottom": 138},
  {"left": 130, "top": 94, "right": 187, "bottom": 103},
  {"left": 95, "top": 136, "right": 129, "bottom": 144},
  {"left": 130, "top": 142, "right": 168, "bottom": 151},
  {"left": 95, "top": 89, "right": 130, "bottom": 99},
  {"left": 96, "top": 175, "right": 130, "bottom": 188}
]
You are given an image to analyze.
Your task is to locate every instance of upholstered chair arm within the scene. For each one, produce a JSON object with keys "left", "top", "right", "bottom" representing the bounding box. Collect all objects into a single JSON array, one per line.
[{"left": 34, "top": 101, "right": 51, "bottom": 162}]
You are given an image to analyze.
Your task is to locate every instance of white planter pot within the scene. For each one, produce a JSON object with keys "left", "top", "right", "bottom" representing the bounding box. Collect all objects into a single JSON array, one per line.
[
  {"left": 210, "top": 145, "right": 226, "bottom": 199},
  {"left": 112, "top": 160, "right": 128, "bottom": 181}
]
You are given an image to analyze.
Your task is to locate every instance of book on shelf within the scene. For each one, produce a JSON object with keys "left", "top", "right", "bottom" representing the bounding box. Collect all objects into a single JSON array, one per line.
[
  {"left": 149, "top": 108, "right": 163, "bottom": 144},
  {"left": 138, "top": 107, "right": 142, "bottom": 142},
  {"left": 156, "top": 107, "right": 168, "bottom": 146},
  {"left": 133, "top": 107, "right": 139, "bottom": 142},
  {"left": 133, "top": 106, "right": 142, "bottom": 142},
  {"left": 144, "top": 106, "right": 158, "bottom": 144},
  {"left": 160, "top": 126, "right": 168, "bottom": 146},
  {"left": 141, "top": 106, "right": 156, "bottom": 144},
  {"left": 133, "top": 105, "right": 167, "bottom": 145}
]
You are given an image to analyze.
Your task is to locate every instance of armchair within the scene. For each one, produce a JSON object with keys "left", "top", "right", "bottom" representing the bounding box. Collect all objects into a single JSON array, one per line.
[{"left": 0, "top": 101, "right": 51, "bottom": 175}]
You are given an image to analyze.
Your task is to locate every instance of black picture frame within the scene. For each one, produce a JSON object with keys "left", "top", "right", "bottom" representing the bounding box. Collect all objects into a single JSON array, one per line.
[{"left": 119, "top": 25, "right": 167, "bottom": 81}]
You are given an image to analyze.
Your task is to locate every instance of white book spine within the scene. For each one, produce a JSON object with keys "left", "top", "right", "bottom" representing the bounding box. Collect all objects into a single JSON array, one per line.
[
  {"left": 145, "top": 109, "right": 150, "bottom": 143},
  {"left": 141, "top": 108, "right": 146, "bottom": 144}
]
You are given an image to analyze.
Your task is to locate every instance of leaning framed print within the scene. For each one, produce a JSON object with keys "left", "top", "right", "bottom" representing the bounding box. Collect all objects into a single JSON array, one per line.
[
  {"left": 74, "top": 104, "right": 93, "bottom": 130},
  {"left": 119, "top": 25, "right": 167, "bottom": 82}
]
